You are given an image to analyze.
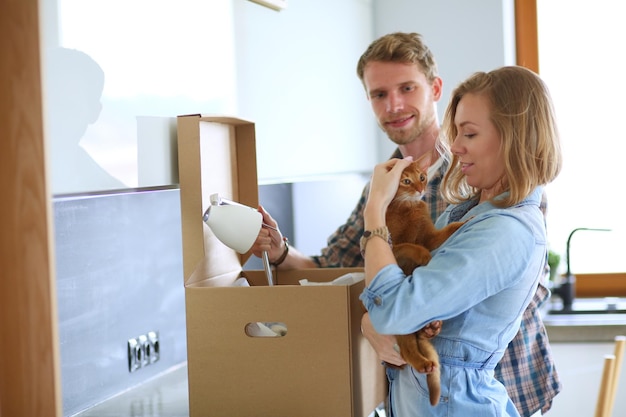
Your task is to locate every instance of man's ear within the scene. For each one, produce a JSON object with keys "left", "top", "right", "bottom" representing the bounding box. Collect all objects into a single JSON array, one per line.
[{"left": 431, "top": 76, "right": 443, "bottom": 101}]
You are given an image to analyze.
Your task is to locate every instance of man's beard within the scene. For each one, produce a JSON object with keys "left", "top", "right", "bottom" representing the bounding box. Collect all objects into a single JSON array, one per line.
[{"left": 380, "top": 111, "right": 436, "bottom": 146}]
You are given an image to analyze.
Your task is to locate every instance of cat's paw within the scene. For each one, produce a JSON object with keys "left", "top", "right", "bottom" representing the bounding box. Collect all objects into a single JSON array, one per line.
[
  {"left": 414, "top": 360, "right": 437, "bottom": 374},
  {"left": 420, "top": 320, "right": 442, "bottom": 339},
  {"left": 396, "top": 257, "right": 418, "bottom": 276}
]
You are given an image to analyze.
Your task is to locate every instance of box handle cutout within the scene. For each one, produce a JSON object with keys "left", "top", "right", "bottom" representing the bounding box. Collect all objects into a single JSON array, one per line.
[{"left": 244, "top": 322, "right": 287, "bottom": 337}]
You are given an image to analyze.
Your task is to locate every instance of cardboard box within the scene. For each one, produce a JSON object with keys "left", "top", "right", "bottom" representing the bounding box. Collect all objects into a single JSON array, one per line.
[{"left": 177, "top": 114, "right": 386, "bottom": 417}]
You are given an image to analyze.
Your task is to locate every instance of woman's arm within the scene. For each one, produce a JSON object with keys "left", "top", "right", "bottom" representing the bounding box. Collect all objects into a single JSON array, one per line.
[
  {"left": 363, "top": 211, "right": 539, "bottom": 335},
  {"left": 362, "top": 157, "right": 414, "bottom": 285}
]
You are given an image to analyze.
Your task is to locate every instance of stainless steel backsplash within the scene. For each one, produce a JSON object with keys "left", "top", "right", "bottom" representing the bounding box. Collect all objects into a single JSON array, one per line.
[{"left": 54, "top": 188, "right": 187, "bottom": 416}]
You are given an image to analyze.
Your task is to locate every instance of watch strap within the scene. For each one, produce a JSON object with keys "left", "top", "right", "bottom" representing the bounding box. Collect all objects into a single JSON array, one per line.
[{"left": 360, "top": 226, "right": 392, "bottom": 257}]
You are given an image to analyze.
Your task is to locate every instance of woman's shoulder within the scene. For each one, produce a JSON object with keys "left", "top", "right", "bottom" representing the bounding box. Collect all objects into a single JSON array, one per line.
[{"left": 461, "top": 201, "right": 546, "bottom": 249}]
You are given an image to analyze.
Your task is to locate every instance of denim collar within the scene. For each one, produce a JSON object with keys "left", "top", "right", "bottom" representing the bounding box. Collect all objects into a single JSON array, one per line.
[{"left": 448, "top": 187, "right": 544, "bottom": 223}]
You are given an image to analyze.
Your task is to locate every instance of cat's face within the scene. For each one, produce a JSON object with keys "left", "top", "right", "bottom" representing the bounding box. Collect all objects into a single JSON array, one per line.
[{"left": 395, "top": 161, "right": 428, "bottom": 202}]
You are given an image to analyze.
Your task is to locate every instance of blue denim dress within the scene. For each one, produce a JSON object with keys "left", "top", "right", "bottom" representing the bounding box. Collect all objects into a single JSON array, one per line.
[{"left": 360, "top": 187, "right": 546, "bottom": 417}]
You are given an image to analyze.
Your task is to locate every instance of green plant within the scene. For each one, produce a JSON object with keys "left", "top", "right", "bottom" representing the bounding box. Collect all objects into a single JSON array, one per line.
[{"left": 547, "top": 250, "right": 561, "bottom": 281}]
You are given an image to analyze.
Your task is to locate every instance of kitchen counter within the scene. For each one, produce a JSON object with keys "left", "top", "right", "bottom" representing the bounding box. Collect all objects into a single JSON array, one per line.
[
  {"left": 544, "top": 319, "right": 626, "bottom": 342},
  {"left": 542, "top": 297, "right": 626, "bottom": 342},
  {"left": 74, "top": 363, "right": 190, "bottom": 417},
  {"left": 73, "top": 363, "right": 386, "bottom": 417}
]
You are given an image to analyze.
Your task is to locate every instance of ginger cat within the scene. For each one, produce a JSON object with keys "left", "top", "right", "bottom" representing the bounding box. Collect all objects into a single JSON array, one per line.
[{"left": 386, "top": 158, "right": 466, "bottom": 406}]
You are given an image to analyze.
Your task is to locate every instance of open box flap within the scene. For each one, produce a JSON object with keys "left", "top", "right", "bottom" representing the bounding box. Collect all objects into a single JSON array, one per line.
[
  {"left": 177, "top": 114, "right": 259, "bottom": 283},
  {"left": 186, "top": 253, "right": 242, "bottom": 287}
]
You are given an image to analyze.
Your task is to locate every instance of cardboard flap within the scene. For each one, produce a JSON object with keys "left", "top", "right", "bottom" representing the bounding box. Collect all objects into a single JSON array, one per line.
[
  {"left": 177, "top": 114, "right": 259, "bottom": 283},
  {"left": 186, "top": 246, "right": 242, "bottom": 288}
]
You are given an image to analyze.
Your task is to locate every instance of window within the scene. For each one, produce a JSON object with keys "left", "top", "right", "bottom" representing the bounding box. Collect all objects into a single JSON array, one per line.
[{"left": 537, "top": 0, "right": 626, "bottom": 274}]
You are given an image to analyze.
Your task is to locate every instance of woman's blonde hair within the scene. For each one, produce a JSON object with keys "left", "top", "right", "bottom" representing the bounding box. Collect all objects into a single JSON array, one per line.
[{"left": 440, "top": 66, "right": 562, "bottom": 207}]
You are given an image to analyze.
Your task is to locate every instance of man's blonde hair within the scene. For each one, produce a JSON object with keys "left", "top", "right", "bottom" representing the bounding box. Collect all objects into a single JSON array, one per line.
[{"left": 356, "top": 32, "right": 438, "bottom": 84}]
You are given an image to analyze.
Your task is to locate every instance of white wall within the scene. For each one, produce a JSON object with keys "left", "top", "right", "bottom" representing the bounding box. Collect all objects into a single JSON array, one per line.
[
  {"left": 293, "top": 174, "right": 370, "bottom": 256},
  {"left": 41, "top": 0, "right": 378, "bottom": 195},
  {"left": 234, "top": 0, "right": 378, "bottom": 183},
  {"left": 41, "top": 0, "right": 238, "bottom": 195}
]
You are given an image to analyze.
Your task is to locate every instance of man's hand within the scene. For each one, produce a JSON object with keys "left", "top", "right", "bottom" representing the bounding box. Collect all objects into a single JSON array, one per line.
[{"left": 250, "top": 205, "right": 285, "bottom": 262}]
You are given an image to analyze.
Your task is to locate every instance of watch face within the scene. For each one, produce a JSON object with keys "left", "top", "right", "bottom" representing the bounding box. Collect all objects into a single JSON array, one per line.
[{"left": 363, "top": 231, "right": 372, "bottom": 238}]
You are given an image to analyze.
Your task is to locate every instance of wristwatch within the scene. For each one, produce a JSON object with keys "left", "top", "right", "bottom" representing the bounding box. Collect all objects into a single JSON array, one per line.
[
  {"left": 360, "top": 226, "right": 391, "bottom": 256},
  {"left": 271, "top": 237, "right": 289, "bottom": 267}
]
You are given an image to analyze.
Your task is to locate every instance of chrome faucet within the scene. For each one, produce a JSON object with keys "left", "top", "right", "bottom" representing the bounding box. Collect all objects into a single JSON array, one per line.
[{"left": 552, "top": 227, "right": 611, "bottom": 310}]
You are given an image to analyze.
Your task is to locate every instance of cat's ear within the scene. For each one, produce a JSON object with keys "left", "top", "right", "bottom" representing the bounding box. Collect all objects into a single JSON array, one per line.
[{"left": 415, "top": 153, "right": 431, "bottom": 171}]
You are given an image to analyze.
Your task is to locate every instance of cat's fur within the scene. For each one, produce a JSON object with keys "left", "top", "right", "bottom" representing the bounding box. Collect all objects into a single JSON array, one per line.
[{"left": 385, "top": 158, "right": 466, "bottom": 406}]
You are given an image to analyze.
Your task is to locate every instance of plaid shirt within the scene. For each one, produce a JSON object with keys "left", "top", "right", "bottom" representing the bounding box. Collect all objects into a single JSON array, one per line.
[{"left": 311, "top": 152, "right": 561, "bottom": 416}]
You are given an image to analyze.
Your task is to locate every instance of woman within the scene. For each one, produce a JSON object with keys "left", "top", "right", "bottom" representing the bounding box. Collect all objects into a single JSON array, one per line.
[{"left": 359, "top": 66, "right": 562, "bottom": 416}]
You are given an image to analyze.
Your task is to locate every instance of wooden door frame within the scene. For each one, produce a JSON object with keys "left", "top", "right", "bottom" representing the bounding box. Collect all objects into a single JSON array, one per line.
[{"left": 0, "top": 1, "right": 62, "bottom": 416}]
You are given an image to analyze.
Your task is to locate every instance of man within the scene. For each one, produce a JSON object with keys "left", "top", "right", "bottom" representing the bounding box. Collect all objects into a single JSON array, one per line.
[{"left": 252, "top": 32, "right": 560, "bottom": 416}]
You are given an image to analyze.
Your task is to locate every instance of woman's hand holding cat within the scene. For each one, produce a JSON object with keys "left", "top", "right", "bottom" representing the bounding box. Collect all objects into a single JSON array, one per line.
[
  {"left": 366, "top": 157, "right": 414, "bottom": 219},
  {"left": 361, "top": 313, "right": 406, "bottom": 367},
  {"left": 362, "top": 157, "right": 416, "bottom": 285}
]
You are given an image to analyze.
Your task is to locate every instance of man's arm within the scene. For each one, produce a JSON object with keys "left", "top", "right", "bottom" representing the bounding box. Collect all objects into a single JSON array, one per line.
[
  {"left": 277, "top": 244, "right": 318, "bottom": 269},
  {"left": 250, "top": 205, "right": 318, "bottom": 269},
  {"left": 250, "top": 183, "right": 371, "bottom": 269}
]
